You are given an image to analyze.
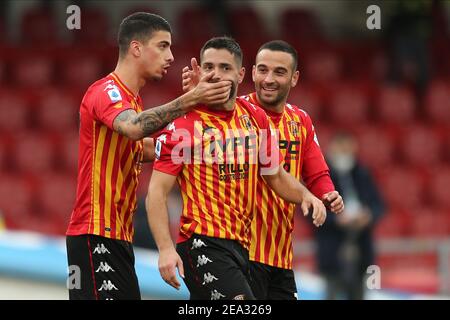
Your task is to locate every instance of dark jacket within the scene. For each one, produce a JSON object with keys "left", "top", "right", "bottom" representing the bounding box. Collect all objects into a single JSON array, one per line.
[{"left": 314, "top": 161, "right": 385, "bottom": 275}]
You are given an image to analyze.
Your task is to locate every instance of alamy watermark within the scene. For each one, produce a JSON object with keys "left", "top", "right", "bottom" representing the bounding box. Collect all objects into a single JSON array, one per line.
[{"left": 366, "top": 5, "right": 381, "bottom": 30}]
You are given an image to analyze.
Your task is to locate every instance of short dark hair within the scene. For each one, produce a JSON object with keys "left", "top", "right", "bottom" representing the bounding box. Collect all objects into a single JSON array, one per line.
[
  {"left": 200, "top": 36, "right": 243, "bottom": 66},
  {"left": 257, "top": 40, "right": 298, "bottom": 70},
  {"left": 118, "top": 12, "right": 171, "bottom": 58}
]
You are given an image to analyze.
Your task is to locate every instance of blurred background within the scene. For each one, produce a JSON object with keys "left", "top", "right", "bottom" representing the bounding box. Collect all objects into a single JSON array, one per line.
[{"left": 0, "top": 0, "right": 449, "bottom": 299}]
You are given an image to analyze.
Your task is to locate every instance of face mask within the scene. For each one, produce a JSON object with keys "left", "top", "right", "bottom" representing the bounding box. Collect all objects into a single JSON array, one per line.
[{"left": 330, "top": 153, "right": 355, "bottom": 173}]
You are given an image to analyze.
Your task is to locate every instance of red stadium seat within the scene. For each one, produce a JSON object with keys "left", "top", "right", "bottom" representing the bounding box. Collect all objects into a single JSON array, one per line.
[
  {"left": 12, "top": 55, "right": 53, "bottom": 87},
  {"left": 36, "top": 88, "right": 79, "bottom": 132},
  {"left": 377, "top": 167, "right": 426, "bottom": 211},
  {"left": 304, "top": 50, "right": 342, "bottom": 84},
  {"left": 376, "top": 86, "right": 416, "bottom": 124},
  {"left": 355, "top": 126, "right": 396, "bottom": 169},
  {"left": 401, "top": 125, "right": 443, "bottom": 167},
  {"left": 20, "top": 7, "right": 57, "bottom": 44},
  {"left": 35, "top": 173, "right": 77, "bottom": 224},
  {"left": 425, "top": 80, "right": 450, "bottom": 124},
  {"left": 0, "top": 174, "right": 33, "bottom": 225},
  {"left": 328, "top": 86, "right": 370, "bottom": 125},
  {"left": 12, "top": 132, "right": 57, "bottom": 174},
  {"left": 0, "top": 91, "right": 29, "bottom": 133},
  {"left": 429, "top": 168, "right": 450, "bottom": 209},
  {"left": 59, "top": 132, "right": 79, "bottom": 173},
  {"left": 408, "top": 206, "right": 449, "bottom": 238},
  {"left": 59, "top": 52, "right": 103, "bottom": 88},
  {"left": 374, "top": 210, "right": 410, "bottom": 238},
  {"left": 288, "top": 86, "right": 322, "bottom": 122}
]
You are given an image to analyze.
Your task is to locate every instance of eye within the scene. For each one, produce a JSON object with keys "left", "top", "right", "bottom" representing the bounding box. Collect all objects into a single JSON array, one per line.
[{"left": 223, "top": 65, "right": 231, "bottom": 71}]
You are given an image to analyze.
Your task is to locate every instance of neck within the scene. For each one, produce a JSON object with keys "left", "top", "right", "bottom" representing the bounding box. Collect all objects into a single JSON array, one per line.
[
  {"left": 256, "top": 94, "right": 286, "bottom": 114},
  {"left": 114, "top": 58, "right": 145, "bottom": 96}
]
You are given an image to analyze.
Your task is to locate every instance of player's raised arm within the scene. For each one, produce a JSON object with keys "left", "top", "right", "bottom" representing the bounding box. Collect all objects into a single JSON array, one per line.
[{"left": 113, "top": 71, "right": 231, "bottom": 140}]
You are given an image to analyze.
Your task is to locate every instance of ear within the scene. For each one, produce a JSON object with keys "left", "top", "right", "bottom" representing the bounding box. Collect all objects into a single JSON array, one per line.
[
  {"left": 129, "top": 40, "right": 142, "bottom": 58},
  {"left": 291, "top": 70, "right": 299, "bottom": 87},
  {"left": 252, "top": 65, "right": 256, "bottom": 83},
  {"left": 238, "top": 67, "right": 246, "bottom": 84}
]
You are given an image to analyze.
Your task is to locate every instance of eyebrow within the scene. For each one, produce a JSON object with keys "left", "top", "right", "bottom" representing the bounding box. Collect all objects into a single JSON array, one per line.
[
  {"left": 158, "top": 40, "right": 171, "bottom": 46},
  {"left": 203, "top": 62, "right": 233, "bottom": 68},
  {"left": 257, "top": 64, "right": 288, "bottom": 73}
]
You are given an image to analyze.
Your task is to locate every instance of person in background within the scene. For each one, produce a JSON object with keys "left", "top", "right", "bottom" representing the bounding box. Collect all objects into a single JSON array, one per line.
[{"left": 314, "top": 132, "right": 385, "bottom": 300}]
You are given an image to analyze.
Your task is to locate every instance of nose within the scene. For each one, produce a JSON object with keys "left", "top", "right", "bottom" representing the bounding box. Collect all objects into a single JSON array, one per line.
[
  {"left": 167, "top": 49, "right": 174, "bottom": 63},
  {"left": 264, "top": 71, "right": 275, "bottom": 84}
]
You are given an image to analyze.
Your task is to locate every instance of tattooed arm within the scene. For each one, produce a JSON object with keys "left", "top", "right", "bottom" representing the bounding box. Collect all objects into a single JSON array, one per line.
[{"left": 113, "top": 72, "right": 232, "bottom": 140}]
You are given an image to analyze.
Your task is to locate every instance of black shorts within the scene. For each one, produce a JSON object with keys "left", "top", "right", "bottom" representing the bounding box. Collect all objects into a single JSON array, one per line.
[
  {"left": 249, "top": 261, "right": 298, "bottom": 300},
  {"left": 176, "top": 234, "right": 255, "bottom": 300},
  {"left": 66, "top": 234, "right": 141, "bottom": 300}
]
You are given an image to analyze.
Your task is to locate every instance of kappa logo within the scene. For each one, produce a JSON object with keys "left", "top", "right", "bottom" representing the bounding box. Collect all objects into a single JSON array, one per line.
[
  {"left": 211, "top": 289, "right": 225, "bottom": 300},
  {"left": 95, "top": 262, "right": 115, "bottom": 273},
  {"left": 93, "top": 243, "right": 111, "bottom": 254},
  {"left": 202, "top": 272, "right": 218, "bottom": 285},
  {"left": 98, "top": 280, "right": 118, "bottom": 291},
  {"left": 196, "top": 255, "right": 213, "bottom": 267},
  {"left": 191, "top": 239, "right": 207, "bottom": 250}
]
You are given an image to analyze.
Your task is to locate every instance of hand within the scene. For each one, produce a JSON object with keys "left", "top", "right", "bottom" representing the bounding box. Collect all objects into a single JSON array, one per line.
[
  {"left": 182, "top": 58, "right": 200, "bottom": 92},
  {"left": 301, "top": 191, "right": 327, "bottom": 227},
  {"left": 353, "top": 209, "right": 372, "bottom": 230},
  {"left": 322, "top": 191, "right": 344, "bottom": 214},
  {"left": 191, "top": 71, "right": 232, "bottom": 105},
  {"left": 158, "top": 247, "right": 185, "bottom": 290}
]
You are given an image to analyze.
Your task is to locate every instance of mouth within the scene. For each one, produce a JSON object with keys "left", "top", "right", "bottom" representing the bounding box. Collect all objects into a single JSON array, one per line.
[
  {"left": 162, "top": 65, "right": 170, "bottom": 74},
  {"left": 261, "top": 86, "right": 278, "bottom": 93}
]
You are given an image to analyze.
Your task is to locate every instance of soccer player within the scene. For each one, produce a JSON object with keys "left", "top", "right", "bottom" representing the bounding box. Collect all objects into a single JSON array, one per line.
[
  {"left": 65, "top": 12, "right": 232, "bottom": 300},
  {"left": 146, "top": 37, "right": 327, "bottom": 300},
  {"left": 182, "top": 40, "right": 344, "bottom": 300}
]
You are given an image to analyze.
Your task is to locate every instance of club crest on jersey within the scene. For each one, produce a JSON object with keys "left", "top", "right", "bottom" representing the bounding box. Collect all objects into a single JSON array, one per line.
[
  {"left": 239, "top": 115, "right": 253, "bottom": 130},
  {"left": 288, "top": 120, "right": 300, "bottom": 137}
]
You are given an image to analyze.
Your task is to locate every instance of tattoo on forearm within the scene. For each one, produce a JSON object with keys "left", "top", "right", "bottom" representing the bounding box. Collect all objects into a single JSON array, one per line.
[{"left": 132, "top": 99, "right": 184, "bottom": 135}]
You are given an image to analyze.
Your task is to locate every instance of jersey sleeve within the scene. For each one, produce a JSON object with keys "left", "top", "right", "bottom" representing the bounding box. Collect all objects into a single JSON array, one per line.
[
  {"left": 301, "top": 112, "right": 335, "bottom": 197},
  {"left": 91, "top": 83, "right": 134, "bottom": 130},
  {"left": 153, "top": 118, "right": 192, "bottom": 176}
]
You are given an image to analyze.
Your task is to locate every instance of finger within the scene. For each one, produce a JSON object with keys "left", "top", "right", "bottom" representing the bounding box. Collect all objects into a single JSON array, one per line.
[
  {"left": 182, "top": 66, "right": 190, "bottom": 73},
  {"left": 301, "top": 202, "right": 310, "bottom": 216},
  {"left": 204, "top": 86, "right": 232, "bottom": 98},
  {"left": 312, "top": 202, "right": 319, "bottom": 220},
  {"left": 200, "top": 71, "right": 215, "bottom": 82},
  {"left": 204, "top": 80, "right": 232, "bottom": 90},
  {"left": 191, "top": 58, "right": 199, "bottom": 72}
]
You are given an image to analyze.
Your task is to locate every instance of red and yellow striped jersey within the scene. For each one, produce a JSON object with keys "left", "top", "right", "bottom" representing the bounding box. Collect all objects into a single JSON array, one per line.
[
  {"left": 244, "top": 93, "right": 334, "bottom": 269},
  {"left": 67, "top": 73, "right": 144, "bottom": 242},
  {"left": 153, "top": 98, "right": 282, "bottom": 249}
]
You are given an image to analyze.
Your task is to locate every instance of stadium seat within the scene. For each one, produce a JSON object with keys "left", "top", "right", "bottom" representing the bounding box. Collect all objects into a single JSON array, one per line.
[
  {"left": 429, "top": 168, "right": 450, "bottom": 209},
  {"left": 304, "top": 50, "right": 342, "bottom": 84},
  {"left": 36, "top": 88, "right": 79, "bottom": 132},
  {"left": 12, "top": 132, "right": 57, "bottom": 174},
  {"left": 35, "top": 173, "right": 77, "bottom": 224},
  {"left": 377, "top": 167, "right": 425, "bottom": 211},
  {"left": 374, "top": 210, "right": 411, "bottom": 238},
  {"left": 59, "top": 52, "right": 103, "bottom": 88},
  {"left": 20, "top": 6, "right": 57, "bottom": 44},
  {"left": 328, "top": 86, "right": 370, "bottom": 125},
  {"left": 355, "top": 125, "right": 396, "bottom": 169},
  {"left": 59, "top": 132, "right": 79, "bottom": 173},
  {"left": 408, "top": 206, "right": 449, "bottom": 238},
  {"left": 288, "top": 86, "right": 322, "bottom": 123},
  {"left": 425, "top": 80, "right": 450, "bottom": 124},
  {"left": 0, "top": 90, "right": 29, "bottom": 133},
  {"left": 12, "top": 54, "right": 53, "bottom": 87},
  {"left": 401, "top": 125, "right": 443, "bottom": 167},
  {"left": 376, "top": 86, "right": 416, "bottom": 124},
  {"left": 0, "top": 174, "right": 33, "bottom": 225}
]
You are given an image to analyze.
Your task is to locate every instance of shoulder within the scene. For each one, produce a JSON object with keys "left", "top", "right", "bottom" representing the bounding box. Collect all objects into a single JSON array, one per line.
[
  {"left": 237, "top": 97, "right": 268, "bottom": 125},
  {"left": 84, "top": 76, "right": 124, "bottom": 104}
]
